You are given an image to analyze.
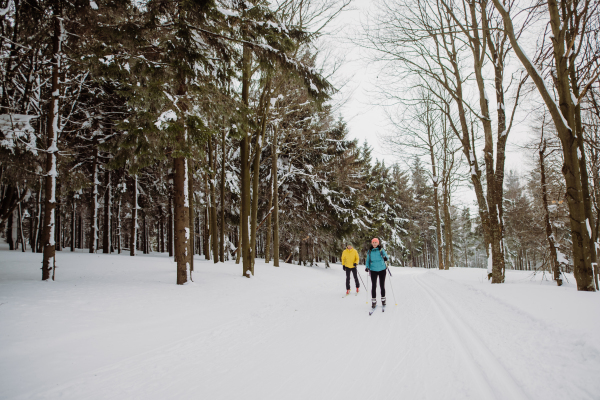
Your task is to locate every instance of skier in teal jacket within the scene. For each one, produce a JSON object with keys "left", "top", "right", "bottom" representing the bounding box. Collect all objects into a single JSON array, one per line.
[{"left": 365, "top": 237, "right": 388, "bottom": 309}]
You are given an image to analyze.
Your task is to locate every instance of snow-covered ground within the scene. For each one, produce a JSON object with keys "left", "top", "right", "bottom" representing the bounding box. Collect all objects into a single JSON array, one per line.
[{"left": 1, "top": 245, "right": 599, "bottom": 400}]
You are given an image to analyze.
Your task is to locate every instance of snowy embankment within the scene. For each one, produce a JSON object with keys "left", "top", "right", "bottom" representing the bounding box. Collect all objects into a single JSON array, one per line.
[{"left": 1, "top": 246, "right": 599, "bottom": 400}]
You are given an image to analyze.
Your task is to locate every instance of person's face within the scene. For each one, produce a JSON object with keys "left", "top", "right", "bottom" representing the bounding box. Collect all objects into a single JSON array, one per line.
[
  {"left": 347, "top": 245, "right": 352, "bottom": 250},
  {"left": 371, "top": 240, "right": 379, "bottom": 248}
]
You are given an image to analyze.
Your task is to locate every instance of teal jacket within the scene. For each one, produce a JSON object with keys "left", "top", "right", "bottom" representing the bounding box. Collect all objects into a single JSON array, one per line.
[{"left": 366, "top": 247, "right": 388, "bottom": 272}]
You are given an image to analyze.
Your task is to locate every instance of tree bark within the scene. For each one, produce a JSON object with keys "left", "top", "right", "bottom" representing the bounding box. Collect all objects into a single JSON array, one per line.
[
  {"left": 103, "top": 170, "right": 111, "bottom": 253},
  {"left": 272, "top": 125, "right": 280, "bottom": 267},
  {"left": 220, "top": 127, "right": 226, "bottom": 262},
  {"left": 41, "top": 4, "right": 61, "bottom": 280},
  {"left": 188, "top": 160, "right": 195, "bottom": 271},
  {"left": 71, "top": 194, "right": 76, "bottom": 251},
  {"left": 89, "top": 141, "right": 99, "bottom": 253},
  {"left": 240, "top": 43, "right": 253, "bottom": 277},
  {"left": 174, "top": 155, "right": 190, "bottom": 284},
  {"left": 130, "top": 175, "right": 138, "bottom": 256},
  {"left": 208, "top": 140, "right": 219, "bottom": 263}
]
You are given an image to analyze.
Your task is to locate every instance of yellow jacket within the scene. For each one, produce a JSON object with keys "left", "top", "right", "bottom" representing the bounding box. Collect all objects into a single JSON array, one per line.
[{"left": 342, "top": 248, "right": 359, "bottom": 268}]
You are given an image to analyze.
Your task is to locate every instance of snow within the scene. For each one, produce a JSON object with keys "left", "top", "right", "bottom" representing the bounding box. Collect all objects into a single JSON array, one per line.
[
  {"left": 1, "top": 247, "right": 599, "bottom": 399},
  {"left": 487, "top": 244, "right": 493, "bottom": 274},
  {"left": 89, "top": 0, "right": 98, "bottom": 10},
  {"left": 155, "top": 110, "right": 177, "bottom": 130}
]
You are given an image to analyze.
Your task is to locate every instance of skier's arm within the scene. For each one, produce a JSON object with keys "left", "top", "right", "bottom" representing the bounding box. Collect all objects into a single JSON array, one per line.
[
  {"left": 353, "top": 251, "right": 359, "bottom": 266},
  {"left": 382, "top": 249, "right": 388, "bottom": 262}
]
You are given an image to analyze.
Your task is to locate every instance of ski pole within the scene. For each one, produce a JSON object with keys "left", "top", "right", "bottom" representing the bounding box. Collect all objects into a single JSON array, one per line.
[
  {"left": 357, "top": 268, "right": 368, "bottom": 303},
  {"left": 386, "top": 264, "right": 398, "bottom": 305}
]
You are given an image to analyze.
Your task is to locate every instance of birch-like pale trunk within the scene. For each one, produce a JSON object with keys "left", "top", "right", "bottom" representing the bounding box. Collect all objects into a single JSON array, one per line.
[{"left": 41, "top": 7, "right": 61, "bottom": 280}]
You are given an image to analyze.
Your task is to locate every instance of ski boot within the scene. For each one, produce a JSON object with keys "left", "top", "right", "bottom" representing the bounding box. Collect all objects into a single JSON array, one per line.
[
  {"left": 382, "top": 297, "right": 387, "bottom": 306},
  {"left": 371, "top": 299, "right": 377, "bottom": 309}
]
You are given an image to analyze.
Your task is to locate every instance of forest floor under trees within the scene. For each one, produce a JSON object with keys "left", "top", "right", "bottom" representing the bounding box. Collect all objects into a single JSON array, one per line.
[{"left": 1, "top": 245, "right": 600, "bottom": 400}]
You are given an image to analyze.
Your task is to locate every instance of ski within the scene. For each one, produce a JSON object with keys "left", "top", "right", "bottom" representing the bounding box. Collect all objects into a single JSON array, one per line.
[
  {"left": 382, "top": 305, "right": 385, "bottom": 312},
  {"left": 369, "top": 306, "right": 377, "bottom": 316},
  {"left": 342, "top": 293, "right": 351, "bottom": 298}
]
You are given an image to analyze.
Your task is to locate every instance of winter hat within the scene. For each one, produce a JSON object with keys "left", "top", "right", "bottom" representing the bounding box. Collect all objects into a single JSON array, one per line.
[
  {"left": 346, "top": 243, "right": 353, "bottom": 248},
  {"left": 371, "top": 238, "right": 380, "bottom": 246}
]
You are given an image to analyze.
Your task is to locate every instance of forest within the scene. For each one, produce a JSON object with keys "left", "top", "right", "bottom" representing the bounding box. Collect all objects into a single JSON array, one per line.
[{"left": 0, "top": 0, "right": 599, "bottom": 292}]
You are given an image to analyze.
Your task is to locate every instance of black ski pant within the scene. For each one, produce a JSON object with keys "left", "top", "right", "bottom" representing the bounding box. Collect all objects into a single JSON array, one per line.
[
  {"left": 345, "top": 267, "right": 360, "bottom": 290},
  {"left": 370, "top": 269, "right": 386, "bottom": 299}
]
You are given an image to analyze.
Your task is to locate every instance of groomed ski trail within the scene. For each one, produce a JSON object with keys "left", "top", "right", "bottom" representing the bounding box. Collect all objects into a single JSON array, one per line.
[
  {"left": 2, "top": 251, "right": 600, "bottom": 400},
  {"left": 413, "top": 273, "right": 528, "bottom": 400}
]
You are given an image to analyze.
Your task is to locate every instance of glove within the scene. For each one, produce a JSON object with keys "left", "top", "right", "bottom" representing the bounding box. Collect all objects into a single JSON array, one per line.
[
  {"left": 353, "top": 263, "right": 357, "bottom": 267},
  {"left": 365, "top": 268, "right": 369, "bottom": 273},
  {"left": 383, "top": 256, "right": 388, "bottom": 262}
]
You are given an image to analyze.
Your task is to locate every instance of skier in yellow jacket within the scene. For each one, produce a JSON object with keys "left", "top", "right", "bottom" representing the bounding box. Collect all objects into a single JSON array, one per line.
[{"left": 342, "top": 243, "right": 360, "bottom": 295}]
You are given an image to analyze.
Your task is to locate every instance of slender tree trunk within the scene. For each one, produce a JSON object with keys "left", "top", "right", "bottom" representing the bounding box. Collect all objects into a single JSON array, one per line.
[
  {"left": 103, "top": 170, "right": 111, "bottom": 253},
  {"left": 272, "top": 126, "right": 279, "bottom": 267},
  {"left": 540, "top": 139, "right": 562, "bottom": 285},
  {"left": 240, "top": 43, "right": 253, "bottom": 277},
  {"left": 18, "top": 200, "right": 25, "bottom": 252},
  {"left": 34, "top": 178, "right": 42, "bottom": 253},
  {"left": 89, "top": 141, "right": 99, "bottom": 253},
  {"left": 159, "top": 205, "right": 165, "bottom": 253},
  {"left": 188, "top": 160, "right": 195, "bottom": 271},
  {"left": 208, "top": 140, "right": 219, "bottom": 263},
  {"left": 117, "top": 192, "right": 122, "bottom": 254},
  {"left": 55, "top": 202, "right": 61, "bottom": 251},
  {"left": 265, "top": 165, "right": 273, "bottom": 264},
  {"left": 130, "top": 175, "right": 138, "bottom": 256},
  {"left": 220, "top": 127, "right": 226, "bottom": 262},
  {"left": 71, "top": 194, "right": 76, "bottom": 251},
  {"left": 168, "top": 191, "right": 173, "bottom": 257},
  {"left": 41, "top": 6, "right": 61, "bottom": 280},
  {"left": 204, "top": 177, "right": 210, "bottom": 260}
]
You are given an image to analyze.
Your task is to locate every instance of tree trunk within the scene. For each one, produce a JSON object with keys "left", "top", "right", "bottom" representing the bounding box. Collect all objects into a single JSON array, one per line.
[
  {"left": 71, "top": 195, "right": 76, "bottom": 251},
  {"left": 89, "top": 141, "right": 99, "bottom": 254},
  {"left": 208, "top": 140, "right": 219, "bottom": 263},
  {"left": 159, "top": 205, "right": 165, "bottom": 253},
  {"left": 240, "top": 43, "right": 253, "bottom": 277},
  {"left": 173, "top": 156, "right": 190, "bottom": 284},
  {"left": 117, "top": 191, "right": 122, "bottom": 254},
  {"left": 272, "top": 126, "right": 280, "bottom": 267},
  {"left": 103, "top": 170, "right": 111, "bottom": 253},
  {"left": 55, "top": 202, "right": 61, "bottom": 251},
  {"left": 168, "top": 191, "right": 173, "bottom": 257},
  {"left": 220, "top": 127, "right": 226, "bottom": 262},
  {"left": 130, "top": 175, "right": 138, "bottom": 256},
  {"left": 188, "top": 160, "right": 195, "bottom": 271},
  {"left": 41, "top": 6, "right": 61, "bottom": 280}
]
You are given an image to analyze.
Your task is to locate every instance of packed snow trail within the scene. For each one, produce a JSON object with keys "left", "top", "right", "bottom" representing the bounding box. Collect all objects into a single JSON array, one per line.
[{"left": 1, "top": 247, "right": 599, "bottom": 400}]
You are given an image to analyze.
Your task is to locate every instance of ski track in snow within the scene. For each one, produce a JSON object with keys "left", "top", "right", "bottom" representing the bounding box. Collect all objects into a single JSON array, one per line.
[{"left": 1, "top": 248, "right": 600, "bottom": 400}]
